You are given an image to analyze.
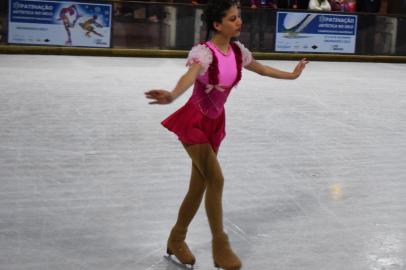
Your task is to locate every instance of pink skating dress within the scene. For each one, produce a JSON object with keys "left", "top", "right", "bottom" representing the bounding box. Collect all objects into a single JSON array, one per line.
[{"left": 161, "top": 41, "right": 252, "bottom": 151}]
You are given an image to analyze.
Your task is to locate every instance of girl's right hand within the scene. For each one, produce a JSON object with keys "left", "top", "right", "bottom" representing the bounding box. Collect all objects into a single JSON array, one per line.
[{"left": 144, "top": 90, "right": 174, "bottom": 105}]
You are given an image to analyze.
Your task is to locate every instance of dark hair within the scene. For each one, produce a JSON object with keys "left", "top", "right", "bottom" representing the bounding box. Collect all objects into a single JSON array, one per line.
[{"left": 204, "top": 0, "right": 239, "bottom": 41}]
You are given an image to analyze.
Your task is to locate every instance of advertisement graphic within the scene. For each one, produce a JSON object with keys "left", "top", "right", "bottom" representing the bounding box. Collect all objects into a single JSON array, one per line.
[
  {"left": 8, "top": 0, "right": 112, "bottom": 47},
  {"left": 275, "top": 11, "right": 357, "bottom": 54}
]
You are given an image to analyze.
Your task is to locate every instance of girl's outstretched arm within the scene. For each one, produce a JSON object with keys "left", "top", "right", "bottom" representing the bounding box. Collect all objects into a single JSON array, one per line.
[
  {"left": 245, "top": 58, "right": 309, "bottom": 80},
  {"left": 145, "top": 63, "right": 202, "bottom": 105}
]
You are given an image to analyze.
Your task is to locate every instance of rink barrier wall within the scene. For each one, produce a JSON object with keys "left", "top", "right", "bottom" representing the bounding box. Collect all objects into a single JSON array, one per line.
[{"left": 1, "top": 45, "right": 406, "bottom": 63}]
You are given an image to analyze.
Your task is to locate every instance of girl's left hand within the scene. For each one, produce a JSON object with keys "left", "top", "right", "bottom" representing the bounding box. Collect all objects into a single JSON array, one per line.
[{"left": 292, "top": 58, "right": 309, "bottom": 79}]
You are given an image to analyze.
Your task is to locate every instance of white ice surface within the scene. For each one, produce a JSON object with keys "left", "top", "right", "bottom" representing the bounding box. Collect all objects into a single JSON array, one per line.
[{"left": 0, "top": 54, "right": 405, "bottom": 270}]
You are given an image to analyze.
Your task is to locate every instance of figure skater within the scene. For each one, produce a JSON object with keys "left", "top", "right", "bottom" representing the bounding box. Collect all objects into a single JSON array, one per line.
[
  {"left": 58, "top": 4, "right": 81, "bottom": 45},
  {"left": 145, "top": 0, "right": 308, "bottom": 269},
  {"left": 79, "top": 15, "right": 104, "bottom": 38}
]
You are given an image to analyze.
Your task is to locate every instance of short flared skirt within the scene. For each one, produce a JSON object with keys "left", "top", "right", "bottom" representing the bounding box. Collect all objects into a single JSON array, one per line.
[{"left": 161, "top": 101, "right": 226, "bottom": 152}]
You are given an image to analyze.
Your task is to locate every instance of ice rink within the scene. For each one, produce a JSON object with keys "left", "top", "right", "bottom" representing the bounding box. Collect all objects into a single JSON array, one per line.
[{"left": 0, "top": 54, "right": 406, "bottom": 270}]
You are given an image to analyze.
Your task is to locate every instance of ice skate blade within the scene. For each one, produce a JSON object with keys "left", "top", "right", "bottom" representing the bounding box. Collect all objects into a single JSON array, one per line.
[
  {"left": 164, "top": 255, "right": 194, "bottom": 269},
  {"left": 213, "top": 262, "right": 241, "bottom": 270}
]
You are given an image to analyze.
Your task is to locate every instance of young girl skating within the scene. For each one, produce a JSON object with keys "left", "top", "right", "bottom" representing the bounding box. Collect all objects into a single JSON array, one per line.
[{"left": 145, "top": 1, "right": 308, "bottom": 269}]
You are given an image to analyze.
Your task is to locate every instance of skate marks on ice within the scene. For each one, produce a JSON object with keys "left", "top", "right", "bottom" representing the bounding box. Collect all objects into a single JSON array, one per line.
[{"left": 1, "top": 55, "right": 406, "bottom": 270}]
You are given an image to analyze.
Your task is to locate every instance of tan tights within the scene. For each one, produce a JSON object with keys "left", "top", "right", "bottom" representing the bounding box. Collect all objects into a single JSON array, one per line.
[{"left": 173, "top": 143, "right": 224, "bottom": 238}]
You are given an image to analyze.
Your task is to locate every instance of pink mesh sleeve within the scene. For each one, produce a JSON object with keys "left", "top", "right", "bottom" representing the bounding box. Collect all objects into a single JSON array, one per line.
[{"left": 186, "top": 44, "right": 213, "bottom": 75}]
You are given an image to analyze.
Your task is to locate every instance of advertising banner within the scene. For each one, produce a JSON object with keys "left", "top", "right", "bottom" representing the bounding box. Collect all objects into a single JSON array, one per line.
[
  {"left": 275, "top": 11, "right": 357, "bottom": 54},
  {"left": 8, "top": 0, "right": 112, "bottom": 47}
]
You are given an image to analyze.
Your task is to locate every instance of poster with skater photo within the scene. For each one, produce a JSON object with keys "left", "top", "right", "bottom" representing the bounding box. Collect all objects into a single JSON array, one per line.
[
  {"left": 8, "top": 0, "right": 112, "bottom": 47},
  {"left": 275, "top": 11, "right": 357, "bottom": 54}
]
